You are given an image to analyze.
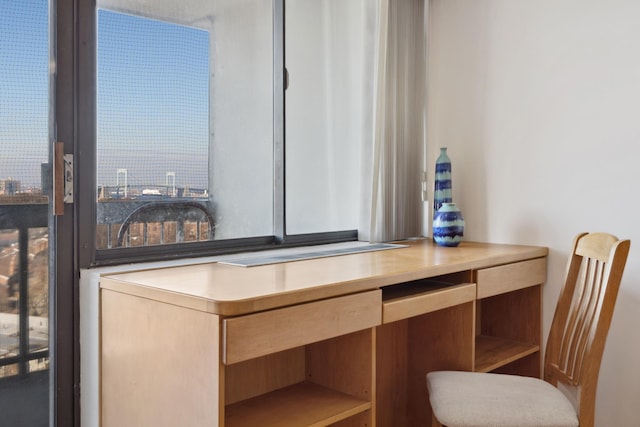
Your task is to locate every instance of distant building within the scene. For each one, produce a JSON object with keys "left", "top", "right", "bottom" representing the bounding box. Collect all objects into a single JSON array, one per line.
[
  {"left": 32, "top": 237, "right": 48, "bottom": 254},
  {"left": 0, "top": 179, "right": 20, "bottom": 195}
]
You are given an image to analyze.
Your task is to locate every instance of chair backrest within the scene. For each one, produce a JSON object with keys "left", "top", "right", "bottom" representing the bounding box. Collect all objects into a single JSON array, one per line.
[
  {"left": 115, "top": 201, "right": 215, "bottom": 247},
  {"left": 544, "top": 232, "right": 630, "bottom": 427}
]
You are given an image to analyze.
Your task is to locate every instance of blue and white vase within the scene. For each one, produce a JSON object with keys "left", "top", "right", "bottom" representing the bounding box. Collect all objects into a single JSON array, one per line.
[
  {"left": 433, "top": 147, "right": 452, "bottom": 217},
  {"left": 433, "top": 202, "right": 465, "bottom": 247}
]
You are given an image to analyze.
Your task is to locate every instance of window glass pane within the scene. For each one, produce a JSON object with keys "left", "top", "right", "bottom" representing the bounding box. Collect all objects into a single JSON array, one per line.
[
  {"left": 285, "top": 0, "right": 375, "bottom": 235},
  {"left": 208, "top": 2, "right": 274, "bottom": 240},
  {"left": 96, "top": 0, "right": 273, "bottom": 249},
  {"left": 0, "top": 1, "right": 51, "bottom": 424},
  {"left": 0, "top": 228, "right": 20, "bottom": 375},
  {"left": 28, "top": 227, "right": 49, "bottom": 368}
]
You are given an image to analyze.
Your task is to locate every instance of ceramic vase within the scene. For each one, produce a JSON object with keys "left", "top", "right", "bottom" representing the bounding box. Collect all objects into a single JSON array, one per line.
[
  {"left": 433, "top": 202, "right": 465, "bottom": 247},
  {"left": 433, "top": 147, "right": 452, "bottom": 217}
]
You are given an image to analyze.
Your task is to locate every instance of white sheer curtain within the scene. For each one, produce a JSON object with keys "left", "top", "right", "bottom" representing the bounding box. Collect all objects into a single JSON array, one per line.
[{"left": 361, "top": 0, "right": 429, "bottom": 242}]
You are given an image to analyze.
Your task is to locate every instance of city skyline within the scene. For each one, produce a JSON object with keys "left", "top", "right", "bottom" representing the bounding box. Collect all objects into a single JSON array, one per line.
[{"left": 1, "top": 2, "right": 210, "bottom": 189}]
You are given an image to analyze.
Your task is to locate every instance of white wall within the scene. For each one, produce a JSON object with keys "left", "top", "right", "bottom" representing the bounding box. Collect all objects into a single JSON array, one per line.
[{"left": 428, "top": 1, "right": 640, "bottom": 425}]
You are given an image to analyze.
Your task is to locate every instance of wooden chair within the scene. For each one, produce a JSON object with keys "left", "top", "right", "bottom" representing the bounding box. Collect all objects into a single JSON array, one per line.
[{"left": 426, "top": 232, "right": 630, "bottom": 427}]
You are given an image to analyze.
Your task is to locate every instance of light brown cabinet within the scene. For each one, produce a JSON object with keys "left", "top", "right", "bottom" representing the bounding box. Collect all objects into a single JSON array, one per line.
[{"left": 99, "top": 240, "right": 547, "bottom": 427}]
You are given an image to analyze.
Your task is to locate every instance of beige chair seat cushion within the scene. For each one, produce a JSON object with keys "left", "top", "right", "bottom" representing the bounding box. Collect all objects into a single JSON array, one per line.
[{"left": 426, "top": 371, "right": 579, "bottom": 427}]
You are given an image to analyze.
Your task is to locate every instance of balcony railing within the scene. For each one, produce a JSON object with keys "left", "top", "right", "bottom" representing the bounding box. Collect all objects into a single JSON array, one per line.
[{"left": 96, "top": 198, "right": 214, "bottom": 249}]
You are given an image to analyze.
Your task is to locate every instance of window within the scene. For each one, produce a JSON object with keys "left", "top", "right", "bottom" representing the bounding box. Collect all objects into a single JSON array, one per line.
[
  {"left": 92, "top": 0, "right": 375, "bottom": 264},
  {"left": 0, "top": 1, "right": 54, "bottom": 424},
  {"left": 96, "top": 9, "right": 214, "bottom": 248}
]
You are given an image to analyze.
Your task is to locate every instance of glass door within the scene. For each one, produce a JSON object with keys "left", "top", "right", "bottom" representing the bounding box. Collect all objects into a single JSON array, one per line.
[{"left": 0, "top": 1, "right": 55, "bottom": 425}]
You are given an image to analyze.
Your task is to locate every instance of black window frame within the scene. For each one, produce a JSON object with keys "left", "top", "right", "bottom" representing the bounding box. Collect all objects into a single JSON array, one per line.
[{"left": 78, "top": 0, "right": 359, "bottom": 268}]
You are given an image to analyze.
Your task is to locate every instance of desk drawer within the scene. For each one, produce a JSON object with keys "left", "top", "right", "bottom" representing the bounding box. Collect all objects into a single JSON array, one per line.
[
  {"left": 223, "top": 290, "right": 381, "bottom": 364},
  {"left": 476, "top": 258, "right": 546, "bottom": 299},
  {"left": 382, "top": 282, "right": 476, "bottom": 324}
]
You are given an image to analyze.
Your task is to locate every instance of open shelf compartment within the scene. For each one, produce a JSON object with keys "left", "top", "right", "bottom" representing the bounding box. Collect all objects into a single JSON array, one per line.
[
  {"left": 475, "top": 283, "right": 542, "bottom": 376},
  {"left": 225, "top": 382, "right": 370, "bottom": 427},
  {"left": 475, "top": 335, "right": 540, "bottom": 373},
  {"left": 224, "top": 328, "right": 375, "bottom": 427}
]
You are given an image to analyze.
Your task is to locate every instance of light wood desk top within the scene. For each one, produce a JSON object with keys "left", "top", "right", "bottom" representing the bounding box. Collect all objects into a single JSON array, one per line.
[{"left": 100, "top": 239, "right": 548, "bottom": 316}]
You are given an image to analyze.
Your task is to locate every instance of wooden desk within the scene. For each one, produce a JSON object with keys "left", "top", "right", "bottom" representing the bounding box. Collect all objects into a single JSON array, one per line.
[{"left": 99, "top": 239, "right": 547, "bottom": 427}]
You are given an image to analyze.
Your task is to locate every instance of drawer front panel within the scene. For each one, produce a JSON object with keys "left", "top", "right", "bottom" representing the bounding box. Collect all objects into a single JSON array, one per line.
[
  {"left": 476, "top": 257, "right": 546, "bottom": 299},
  {"left": 382, "top": 283, "right": 476, "bottom": 324},
  {"left": 223, "top": 290, "right": 381, "bottom": 364}
]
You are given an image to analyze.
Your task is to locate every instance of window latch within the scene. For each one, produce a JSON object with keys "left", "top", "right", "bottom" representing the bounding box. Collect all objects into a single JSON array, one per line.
[
  {"left": 285, "top": 67, "right": 289, "bottom": 90},
  {"left": 54, "top": 142, "right": 73, "bottom": 215}
]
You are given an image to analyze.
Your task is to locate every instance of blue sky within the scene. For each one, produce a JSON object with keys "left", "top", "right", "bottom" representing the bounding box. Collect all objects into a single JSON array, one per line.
[
  {"left": 97, "top": 10, "right": 209, "bottom": 188},
  {"left": 1, "top": 2, "right": 210, "bottom": 188},
  {"left": 0, "top": 1, "right": 49, "bottom": 187}
]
